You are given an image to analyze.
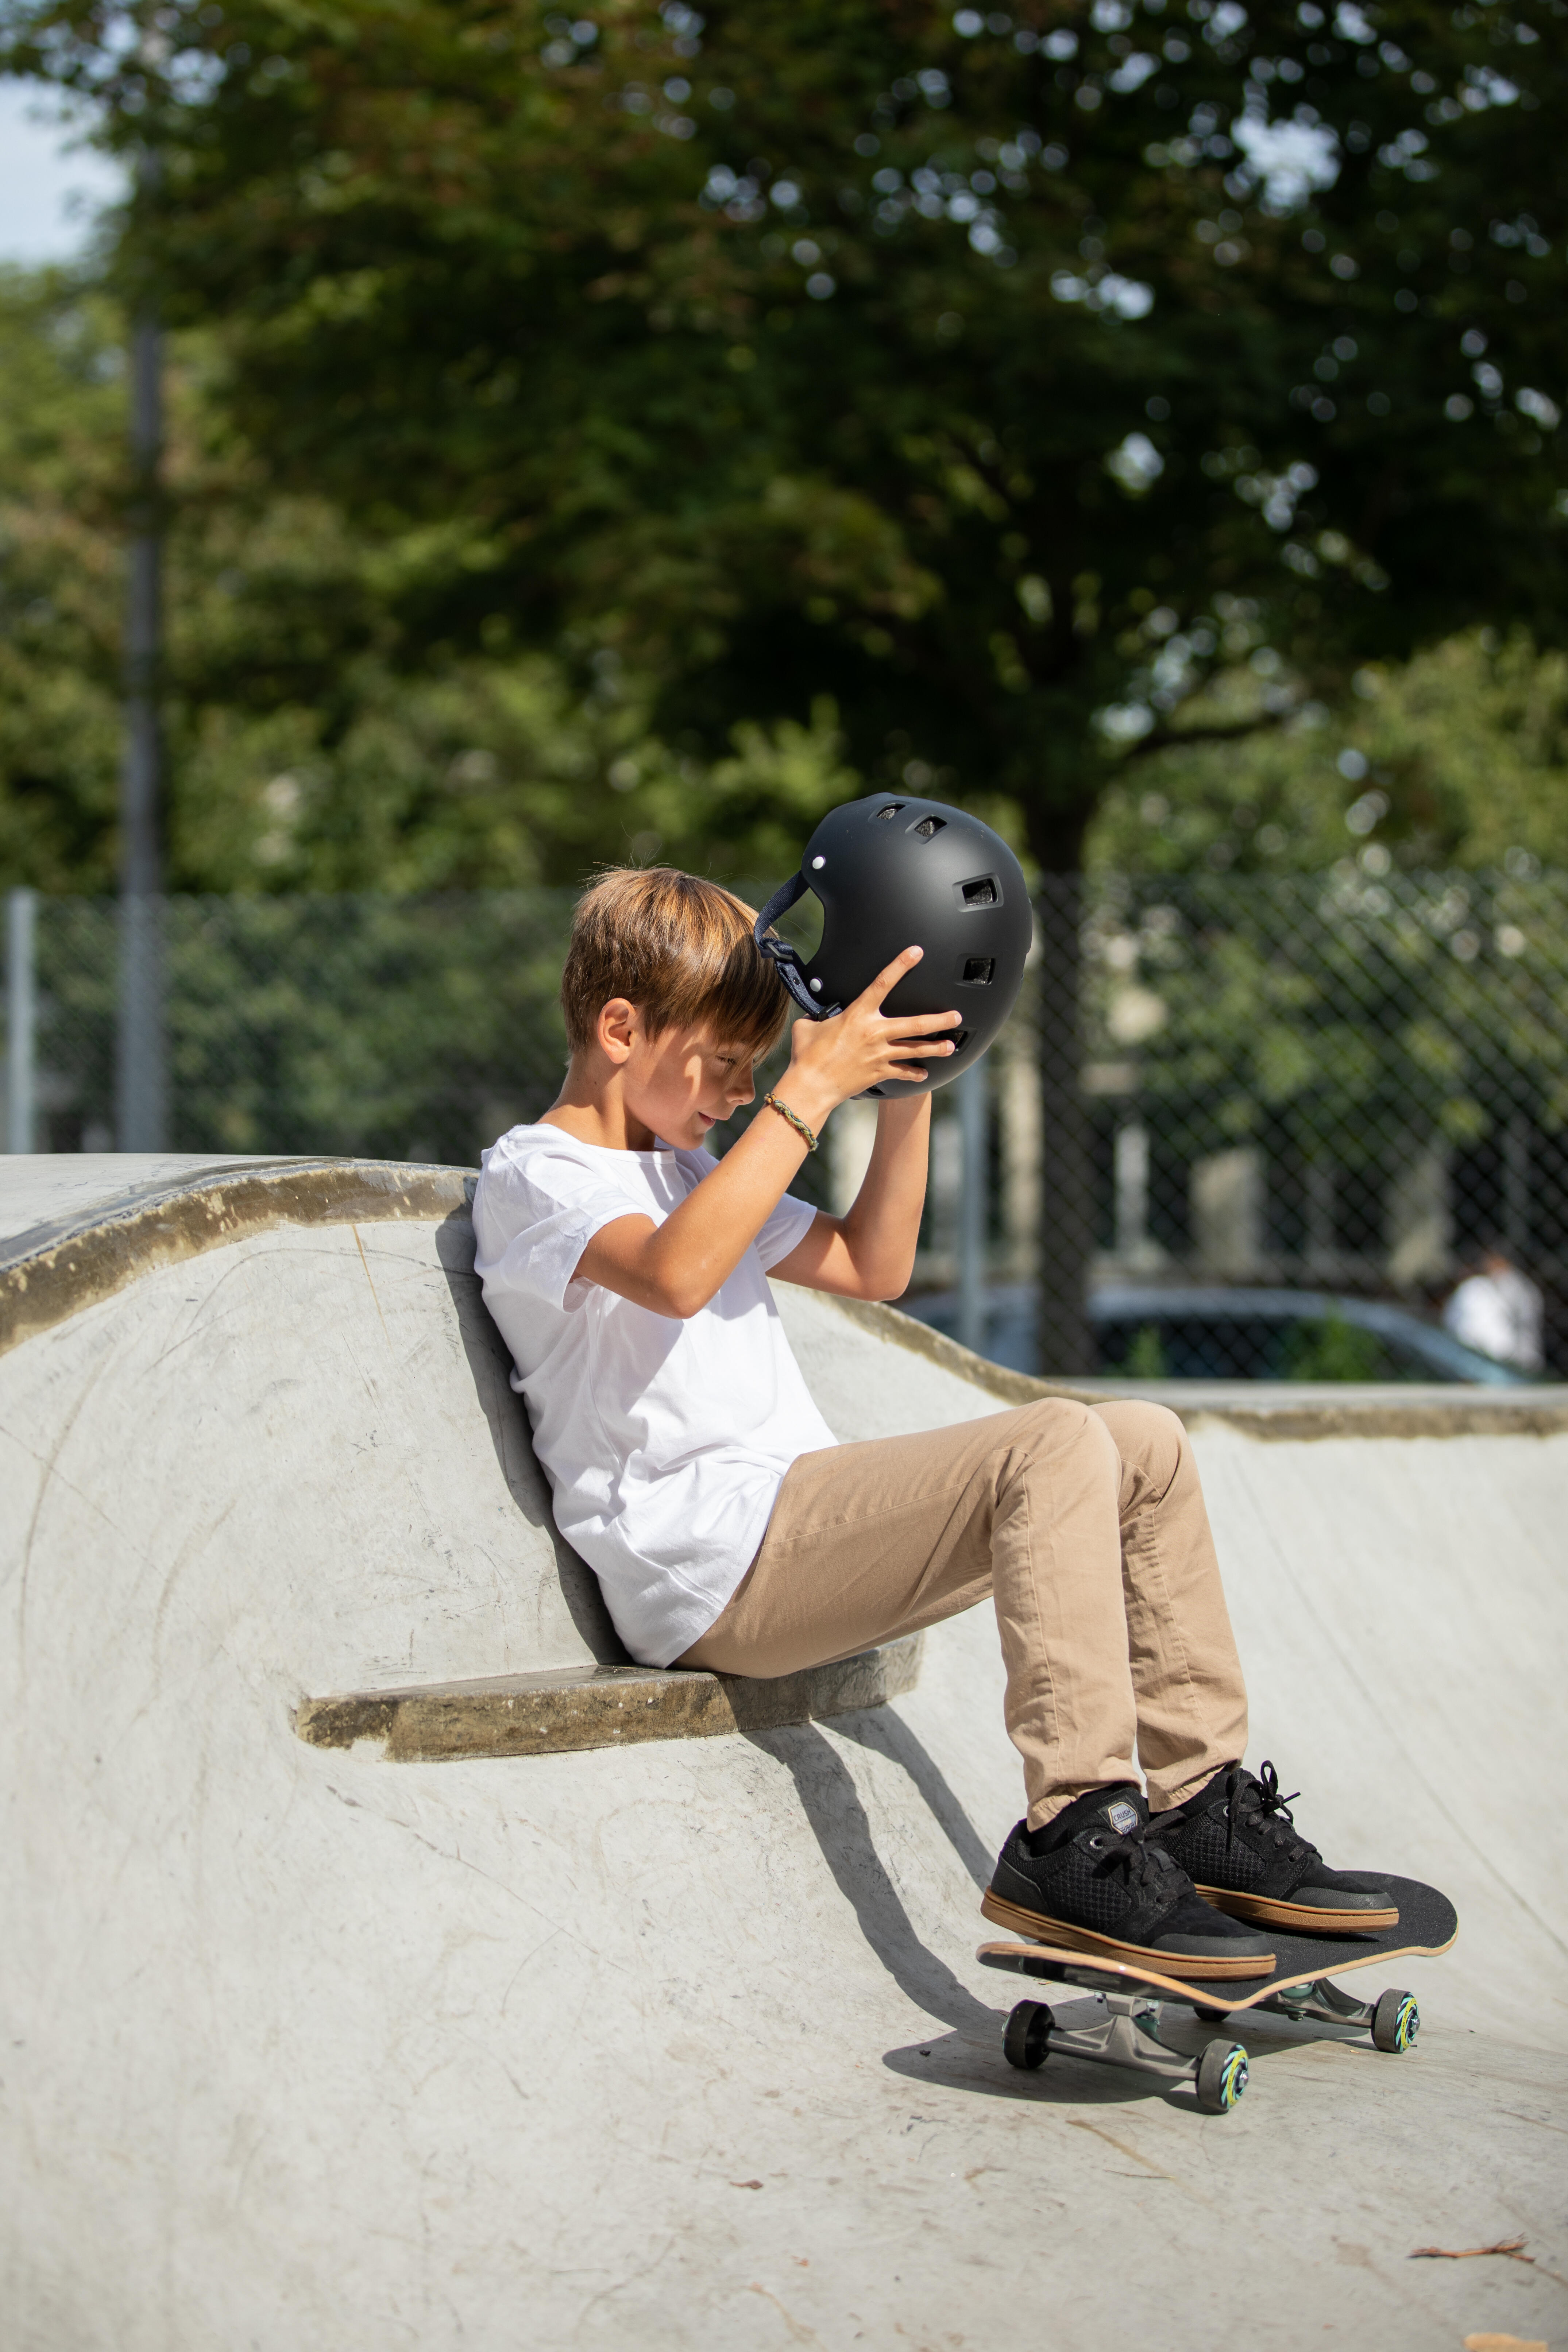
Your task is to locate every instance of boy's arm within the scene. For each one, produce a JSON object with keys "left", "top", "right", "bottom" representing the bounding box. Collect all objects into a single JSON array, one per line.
[
  {"left": 575, "top": 949, "right": 956, "bottom": 1319},
  {"left": 765, "top": 1096, "right": 932, "bottom": 1302}
]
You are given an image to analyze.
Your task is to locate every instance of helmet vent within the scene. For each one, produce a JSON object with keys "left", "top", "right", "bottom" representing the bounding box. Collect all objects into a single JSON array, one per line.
[
  {"left": 910, "top": 814, "right": 946, "bottom": 839},
  {"left": 874, "top": 802, "right": 905, "bottom": 820},
  {"left": 961, "top": 957, "right": 995, "bottom": 985},
  {"left": 959, "top": 876, "right": 999, "bottom": 907},
  {"left": 949, "top": 1029, "right": 970, "bottom": 1053}
]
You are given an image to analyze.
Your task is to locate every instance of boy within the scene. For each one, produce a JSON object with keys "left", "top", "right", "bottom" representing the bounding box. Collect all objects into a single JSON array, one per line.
[{"left": 475, "top": 867, "right": 1397, "bottom": 1976}]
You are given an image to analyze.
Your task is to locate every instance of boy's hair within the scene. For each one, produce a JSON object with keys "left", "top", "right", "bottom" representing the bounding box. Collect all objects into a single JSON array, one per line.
[{"left": 561, "top": 867, "right": 790, "bottom": 1058}]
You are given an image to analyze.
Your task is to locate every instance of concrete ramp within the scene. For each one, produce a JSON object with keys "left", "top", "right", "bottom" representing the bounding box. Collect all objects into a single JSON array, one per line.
[{"left": 3, "top": 1157, "right": 1565, "bottom": 2351}]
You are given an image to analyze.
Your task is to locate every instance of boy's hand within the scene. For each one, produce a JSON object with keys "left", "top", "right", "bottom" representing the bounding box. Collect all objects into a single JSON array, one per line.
[
  {"left": 574, "top": 947, "right": 950, "bottom": 1321},
  {"left": 782, "top": 947, "right": 959, "bottom": 1123}
]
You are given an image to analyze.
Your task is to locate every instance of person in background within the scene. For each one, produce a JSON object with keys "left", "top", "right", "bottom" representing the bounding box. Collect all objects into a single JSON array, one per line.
[{"left": 1443, "top": 1239, "right": 1545, "bottom": 1375}]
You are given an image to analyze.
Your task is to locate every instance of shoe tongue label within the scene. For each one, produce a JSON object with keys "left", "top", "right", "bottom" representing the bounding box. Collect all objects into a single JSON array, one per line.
[{"left": 1105, "top": 1800, "right": 1140, "bottom": 1836}]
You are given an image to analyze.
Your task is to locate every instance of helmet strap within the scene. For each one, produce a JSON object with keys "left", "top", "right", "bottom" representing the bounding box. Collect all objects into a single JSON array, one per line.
[{"left": 755, "top": 872, "right": 840, "bottom": 1020}]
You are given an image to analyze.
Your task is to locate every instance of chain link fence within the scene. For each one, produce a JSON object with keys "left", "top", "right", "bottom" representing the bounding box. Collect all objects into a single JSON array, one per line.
[
  {"left": 4, "top": 891, "right": 579, "bottom": 1166},
  {"left": 5, "top": 872, "right": 1566, "bottom": 1377},
  {"left": 900, "top": 868, "right": 1568, "bottom": 1380}
]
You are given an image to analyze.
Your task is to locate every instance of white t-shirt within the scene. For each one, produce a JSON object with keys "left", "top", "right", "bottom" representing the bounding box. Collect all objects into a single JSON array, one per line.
[
  {"left": 472, "top": 1124, "right": 837, "bottom": 1666},
  {"left": 1443, "top": 1266, "right": 1545, "bottom": 1374}
]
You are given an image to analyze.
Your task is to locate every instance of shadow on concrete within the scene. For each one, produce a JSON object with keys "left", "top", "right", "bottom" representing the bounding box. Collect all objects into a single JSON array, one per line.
[
  {"left": 830, "top": 1707, "right": 996, "bottom": 1891},
  {"left": 750, "top": 1715, "right": 1225, "bottom": 2113},
  {"left": 434, "top": 1206, "right": 629, "bottom": 1665},
  {"left": 744, "top": 1721, "right": 1001, "bottom": 2041},
  {"left": 880, "top": 2021, "right": 1205, "bottom": 2111}
]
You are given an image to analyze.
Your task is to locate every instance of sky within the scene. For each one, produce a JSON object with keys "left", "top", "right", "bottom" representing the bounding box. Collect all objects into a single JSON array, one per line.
[{"left": 0, "top": 78, "right": 123, "bottom": 264}]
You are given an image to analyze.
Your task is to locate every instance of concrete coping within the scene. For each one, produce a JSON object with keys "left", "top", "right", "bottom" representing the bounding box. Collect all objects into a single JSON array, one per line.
[
  {"left": 294, "top": 1638, "right": 925, "bottom": 1763},
  {"left": 819, "top": 1290, "right": 1568, "bottom": 1438},
  {"left": 0, "top": 1156, "right": 471, "bottom": 1360},
  {"left": 4, "top": 1154, "right": 1565, "bottom": 1436}
]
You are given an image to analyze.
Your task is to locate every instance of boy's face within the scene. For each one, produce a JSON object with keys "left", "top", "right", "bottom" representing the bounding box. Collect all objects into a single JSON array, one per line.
[{"left": 614, "top": 1008, "right": 758, "bottom": 1150}]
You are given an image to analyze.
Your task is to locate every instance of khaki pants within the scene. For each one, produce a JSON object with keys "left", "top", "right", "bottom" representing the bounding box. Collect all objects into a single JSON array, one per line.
[{"left": 678, "top": 1398, "right": 1248, "bottom": 1830}]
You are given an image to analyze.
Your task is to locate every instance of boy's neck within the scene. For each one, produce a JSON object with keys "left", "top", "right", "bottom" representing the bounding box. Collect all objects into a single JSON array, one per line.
[{"left": 540, "top": 1055, "right": 661, "bottom": 1153}]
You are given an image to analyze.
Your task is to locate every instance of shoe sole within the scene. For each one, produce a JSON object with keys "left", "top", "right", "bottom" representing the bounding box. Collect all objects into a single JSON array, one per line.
[
  {"left": 980, "top": 1889, "right": 1276, "bottom": 1978},
  {"left": 1196, "top": 1885, "right": 1400, "bottom": 1934}
]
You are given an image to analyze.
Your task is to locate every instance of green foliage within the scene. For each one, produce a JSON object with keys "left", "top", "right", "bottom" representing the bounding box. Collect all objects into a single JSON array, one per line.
[
  {"left": 1283, "top": 1309, "right": 1386, "bottom": 1380},
  {"left": 3, "top": 0, "right": 1563, "bottom": 872},
  {"left": 34, "top": 888, "right": 579, "bottom": 1156},
  {"left": 0, "top": 267, "right": 125, "bottom": 889},
  {"left": 1078, "top": 869, "right": 1568, "bottom": 1254},
  {"left": 0, "top": 268, "right": 859, "bottom": 893},
  {"left": 1120, "top": 1321, "right": 1170, "bottom": 1379},
  {"left": 1089, "top": 629, "right": 1568, "bottom": 876}
]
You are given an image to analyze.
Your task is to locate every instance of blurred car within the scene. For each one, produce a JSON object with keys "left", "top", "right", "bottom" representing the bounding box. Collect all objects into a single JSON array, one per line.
[{"left": 903, "top": 1281, "right": 1538, "bottom": 1385}]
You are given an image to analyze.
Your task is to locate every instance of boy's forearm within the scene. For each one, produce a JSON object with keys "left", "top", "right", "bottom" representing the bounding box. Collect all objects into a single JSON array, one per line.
[
  {"left": 640, "top": 1100, "right": 811, "bottom": 1313},
  {"left": 575, "top": 942, "right": 958, "bottom": 1317},
  {"left": 837, "top": 1097, "right": 932, "bottom": 1297}
]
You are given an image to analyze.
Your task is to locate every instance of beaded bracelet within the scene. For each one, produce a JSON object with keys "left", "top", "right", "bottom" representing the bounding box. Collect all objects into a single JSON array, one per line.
[{"left": 762, "top": 1093, "right": 819, "bottom": 1153}]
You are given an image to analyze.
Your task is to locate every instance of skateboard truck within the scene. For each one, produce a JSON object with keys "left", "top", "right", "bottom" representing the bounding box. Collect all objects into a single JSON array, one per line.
[
  {"left": 984, "top": 1948, "right": 1251, "bottom": 2114},
  {"left": 1259, "top": 1973, "right": 1420, "bottom": 2051},
  {"left": 980, "top": 1943, "right": 1424, "bottom": 2111},
  {"left": 1003, "top": 1985, "right": 1250, "bottom": 2114}
]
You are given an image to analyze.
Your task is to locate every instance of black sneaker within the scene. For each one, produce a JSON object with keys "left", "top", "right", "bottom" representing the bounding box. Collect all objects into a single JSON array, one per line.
[
  {"left": 1149, "top": 1762, "right": 1399, "bottom": 1935},
  {"left": 981, "top": 1785, "right": 1276, "bottom": 1980}
]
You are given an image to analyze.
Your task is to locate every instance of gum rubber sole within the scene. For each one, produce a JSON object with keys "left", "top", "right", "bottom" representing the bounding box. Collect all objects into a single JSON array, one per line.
[
  {"left": 1196, "top": 1884, "right": 1401, "bottom": 1935},
  {"left": 980, "top": 1889, "right": 1277, "bottom": 1980}
]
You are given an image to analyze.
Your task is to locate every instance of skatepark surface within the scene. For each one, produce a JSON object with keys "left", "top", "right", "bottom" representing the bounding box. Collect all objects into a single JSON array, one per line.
[{"left": 3, "top": 1155, "right": 1566, "bottom": 2352}]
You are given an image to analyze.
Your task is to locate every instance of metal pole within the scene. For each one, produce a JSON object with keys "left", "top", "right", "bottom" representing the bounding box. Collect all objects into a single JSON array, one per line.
[
  {"left": 1114, "top": 1117, "right": 1150, "bottom": 1264},
  {"left": 1502, "top": 1113, "right": 1530, "bottom": 1259},
  {"left": 116, "top": 162, "right": 168, "bottom": 1153},
  {"left": 6, "top": 887, "right": 37, "bottom": 1154},
  {"left": 957, "top": 1056, "right": 987, "bottom": 1356}
]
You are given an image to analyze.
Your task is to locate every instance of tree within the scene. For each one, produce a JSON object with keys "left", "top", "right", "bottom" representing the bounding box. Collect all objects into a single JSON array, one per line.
[
  {"left": 0, "top": 266, "right": 856, "bottom": 893},
  {"left": 6, "top": 0, "right": 1565, "bottom": 1361},
  {"left": 1090, "top": 628, "right": 1568, "bottom": 874},
  {"left": 7, "top": 0, "right": 1561, "bottom": 859}
]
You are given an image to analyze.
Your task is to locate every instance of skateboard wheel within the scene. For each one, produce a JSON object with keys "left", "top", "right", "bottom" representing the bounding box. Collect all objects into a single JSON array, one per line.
[
  {"left": 1003, "top": 1999, "right": 1053, "bottom": 2071},
  {"left": 1371, "top": 1989, "right": 1419, "bottom": 2052},
  {"left": 1190, "top": 2004, "right": 1230, "bottom": 2025},
  {"left": 1196, "top": 2039, "right": 1249, "bottom": 2114}
]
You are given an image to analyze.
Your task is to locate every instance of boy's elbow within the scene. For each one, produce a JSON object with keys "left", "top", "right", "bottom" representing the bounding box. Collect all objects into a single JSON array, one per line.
[
  {"left": 862, "top": 1248, "right": 917, "bottom": 1304},
  {"left": 647, "top": 1274, "right": 713, "bottom": 1321}
]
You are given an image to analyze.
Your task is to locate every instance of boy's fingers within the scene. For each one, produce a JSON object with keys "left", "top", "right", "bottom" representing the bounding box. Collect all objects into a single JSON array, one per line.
[
  {"left": 855, "top": 944, "right": 923, "bottom": 1013},
  {"left": 883, "top": 1010, "right": 961, "bottom": 1036}
]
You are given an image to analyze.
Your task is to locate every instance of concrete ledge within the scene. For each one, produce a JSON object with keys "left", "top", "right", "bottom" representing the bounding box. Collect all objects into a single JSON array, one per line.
[
  {"left": 6, "top": 1155, "right": 1564, "bottom": 1435},
  {"left": 816, "top": 1294, "right": 1568, "bottom": 1436},
  {"left": 294, "top": 1635, "right": 924, "bottom": 1762},
  {"left": 1147, "top": 1389, "right": 1568, "bottom": 1439},
  {"left": 0, "top": 1158, "right": 472, "bottom": 1359}
]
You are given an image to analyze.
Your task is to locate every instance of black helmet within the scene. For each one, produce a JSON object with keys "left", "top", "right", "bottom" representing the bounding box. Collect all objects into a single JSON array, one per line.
[{"left": 754, "top": 792, "right": 1032, "bottom": 1096}]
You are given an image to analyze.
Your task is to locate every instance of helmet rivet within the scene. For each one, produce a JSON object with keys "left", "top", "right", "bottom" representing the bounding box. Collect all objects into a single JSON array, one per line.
[
  {"left": 811, "top": 856, "right": 826, "bottom": 869},
  {"left": 809, "top": 978, "right": 822, "bottom": 992}
]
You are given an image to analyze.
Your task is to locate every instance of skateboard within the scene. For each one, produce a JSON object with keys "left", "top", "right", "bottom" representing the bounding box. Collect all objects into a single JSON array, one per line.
[{"left": 977, "top": 1874, "right": 1457, "bottom": 2114}]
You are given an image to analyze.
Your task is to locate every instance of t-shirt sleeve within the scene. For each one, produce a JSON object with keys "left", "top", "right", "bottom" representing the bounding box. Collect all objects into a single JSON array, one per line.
[
  {"left": 754, "top": 1187, "right": 818, "bottom": 1272},
  {"left": 474, "top": 1144, "right": 643, "bottom": 1314}
]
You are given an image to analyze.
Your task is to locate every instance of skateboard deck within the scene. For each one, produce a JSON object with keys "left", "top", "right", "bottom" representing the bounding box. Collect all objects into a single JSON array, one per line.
[{"left": 977, "top": 1874, "right": 1456, "bottom": 2113}]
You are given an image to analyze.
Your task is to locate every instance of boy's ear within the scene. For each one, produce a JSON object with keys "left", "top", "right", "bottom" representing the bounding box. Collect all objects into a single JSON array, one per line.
[{"left": 596, "top": 997, "right": 639, "bottom": 1065}]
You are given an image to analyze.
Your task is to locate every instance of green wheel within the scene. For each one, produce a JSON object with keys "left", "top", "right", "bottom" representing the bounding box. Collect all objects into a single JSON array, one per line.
[
  {"left": 1196, "top": 2039, "right": 1249, "bottom": 2114},
  {"left": 1003, "top": 1999, "right": 1053, "bottom": 2071},
  {"left": 1371, "top": 1989, "right": 1419, "bottom": 2053}
]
